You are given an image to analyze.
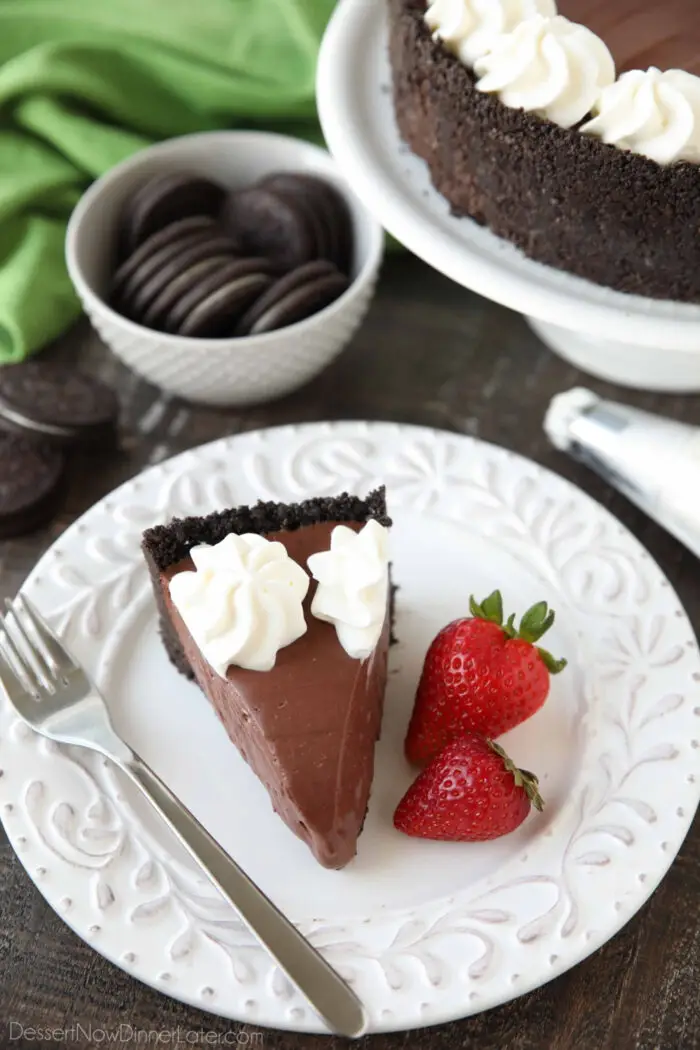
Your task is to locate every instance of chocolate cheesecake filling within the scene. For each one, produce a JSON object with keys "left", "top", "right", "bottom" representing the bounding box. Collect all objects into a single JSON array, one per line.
[
  {"left": 558, "top": 0, "right": 700, "bottom": 75},
  {"left": 142, "top": 491, "right": 391, "bottom": 870}
]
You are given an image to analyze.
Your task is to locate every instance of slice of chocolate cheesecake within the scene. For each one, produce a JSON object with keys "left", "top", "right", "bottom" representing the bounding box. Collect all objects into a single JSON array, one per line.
[{"left": 142, "top": 489, "right": 391, "bottom": 869}]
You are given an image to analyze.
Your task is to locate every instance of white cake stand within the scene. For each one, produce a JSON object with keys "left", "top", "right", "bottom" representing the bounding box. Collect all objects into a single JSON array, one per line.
[{"left": 317, "top": 0, "right": 700, "bottom": 392}]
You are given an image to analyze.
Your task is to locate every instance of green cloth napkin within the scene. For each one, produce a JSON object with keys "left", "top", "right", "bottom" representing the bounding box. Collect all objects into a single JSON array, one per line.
[{"left": 0, "top": 0, "right": 336, "bottom": 362}]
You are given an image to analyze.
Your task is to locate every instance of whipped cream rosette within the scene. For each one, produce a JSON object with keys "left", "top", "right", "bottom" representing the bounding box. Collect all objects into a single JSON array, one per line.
[
  {"left": 308, "top": 519, "right": 389, "bottom": 660},
  {"left": 169, "top": 532, "right": 309, "bottom": 674},
  {"left": 425, "top": 0, "right": 556, "bottom": 66}
]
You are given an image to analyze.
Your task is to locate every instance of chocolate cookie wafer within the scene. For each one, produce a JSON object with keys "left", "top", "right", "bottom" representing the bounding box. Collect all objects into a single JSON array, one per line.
[
  {"left": 165, "top": 258, "right": 276, "bottom": 334},
  {"left": 141, "top": 257, "right": 233, "bottom": 331},
  {"left": 262, "top": 173, "right": 353, "bottom": 273},
  {"left": 221, "top": 187, "right": 316, "bottom": 271},
  {"left": 110, "top": 216, "right": 218, "bottom": 303},
  {"left": 178, "top": 271, "right": 274, "bottom": 338},
  {"left": 236, "top": 260, "right": 339, "bottom": 335},
  {"left": 238, "top": 262, "right": 349, "bottom": 336},
  {"left": 0, "top": 363, "right": 119, "bottom": 448},
  {"left": 0, "top": 432, "right": 66, "bottom": 537},
  {"left": 124, "top": 173, "right": 226, "bottom": 254},
  {"left": 123, "top": 235, "right": 241, "bottom": 323}
]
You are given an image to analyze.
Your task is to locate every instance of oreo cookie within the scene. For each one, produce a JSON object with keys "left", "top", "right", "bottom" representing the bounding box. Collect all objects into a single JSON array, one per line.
[
  {"left": 108, "top": 167, "right": 357, "bottom": 340},
  {"left": 110, "top": 216, "right": 218, "bottom": 304},
  {"left": 221, "top": 187, "right": 316, "bottom": 271},
  {"left": 0, "top": 363, "right": 119, "bottom": 448},
  {"left": 115, "top": 230, "right": 225, "bottom": 313},
  {"left": 122, "top": 235, "right": 241, "bottom": 323},
  {"left": 261, "top": 182, "right": 330, "bottom": 262},
  {"left": 261, "top": 173, "right": 353, "bottom": 273},
  {"left": 0, "top": 432, "right": 66, "bottom": 538},
  {"left": 165, "top": 258, "right": 276, "bottom": 334},
  {"left": 178, "top": 272, "right": 274, "bottom": 338},
  {"left": 124, "top": 173, "right": 226, "bottom": 254},
  {"left": 142, "top": 256, "right": 235, "bottom": 331},
  {"left": 236, "top": 261, "right": 349, "bottom": 336},
  {"left": 236, "top": 260, "right": 338, "bottom": 335}
]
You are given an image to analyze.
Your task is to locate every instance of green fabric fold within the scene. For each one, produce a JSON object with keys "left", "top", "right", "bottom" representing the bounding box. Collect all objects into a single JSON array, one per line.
[{"left": 0, "top": 0, "right": 336, "bottom": 362}]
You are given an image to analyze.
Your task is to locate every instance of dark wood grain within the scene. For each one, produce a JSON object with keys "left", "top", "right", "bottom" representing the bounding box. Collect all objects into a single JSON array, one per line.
[{"left": 0, "top": 254, "right": 698, "bottom": 1050}]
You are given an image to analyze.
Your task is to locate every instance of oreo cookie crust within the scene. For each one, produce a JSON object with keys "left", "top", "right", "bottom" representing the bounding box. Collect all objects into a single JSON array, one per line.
[
  {"left": 389, "top": 0, "right": 700, "bottom": 302},
  {"left": 142, "top": 487, "right": 391, "bottom": 571},
  {"left": 0, "top": 363, "right": 119, "bottom": 447},
  {"left": 0, "top": 433, "right": 66, "bottom": 537}
]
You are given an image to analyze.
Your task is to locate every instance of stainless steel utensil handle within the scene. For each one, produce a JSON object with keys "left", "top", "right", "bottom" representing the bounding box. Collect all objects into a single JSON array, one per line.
[{"left": 121, "top": 752, "right": 367, "bottom": 1039}]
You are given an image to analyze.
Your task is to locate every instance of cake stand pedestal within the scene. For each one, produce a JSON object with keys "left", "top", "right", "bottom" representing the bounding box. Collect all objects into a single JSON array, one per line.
[
  {"left": 317, "top": 0, "right": 700, "bottom": 393},
  {"left": 526, "top": 319, "right": 700, "bottom": 390}
]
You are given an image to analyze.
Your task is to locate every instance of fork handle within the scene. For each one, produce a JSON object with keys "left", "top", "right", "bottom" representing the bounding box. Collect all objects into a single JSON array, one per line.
[{"left": 121, "top": 753, "right": 367, "bottom": 1038}]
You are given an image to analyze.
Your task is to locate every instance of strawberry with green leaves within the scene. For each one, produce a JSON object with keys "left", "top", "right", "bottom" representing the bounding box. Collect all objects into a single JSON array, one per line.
[
  {"left": 405, "top": 590, "right": 566, "bottom": 766},
  {"left": 394, "top": 733, "right": 544, "bottom": 842}
]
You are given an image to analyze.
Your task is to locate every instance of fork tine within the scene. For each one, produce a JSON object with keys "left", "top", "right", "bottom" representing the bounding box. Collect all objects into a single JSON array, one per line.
[
  {"left": 0, "top": 640, "right": 31, "bottom": 708},
  {"left": 4, "top": 604, "right": 56, "bottom": 692},
  {"left": 8, "top": 597, "right": 58, "bottom": 682},
  {"left": 0, "top": 619, "right": 39, "bottom": 697},
  {"left": 15, "top": 594, "right": 75, "bottom": 674}
]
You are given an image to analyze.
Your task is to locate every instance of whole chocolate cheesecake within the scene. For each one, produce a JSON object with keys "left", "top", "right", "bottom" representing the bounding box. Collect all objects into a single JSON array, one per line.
[
  {"left": 389, "top": 0, "right": 700, "bottom": 302},
  {"left": 142, "top": 489, "right": 391, "bottom": 869}
]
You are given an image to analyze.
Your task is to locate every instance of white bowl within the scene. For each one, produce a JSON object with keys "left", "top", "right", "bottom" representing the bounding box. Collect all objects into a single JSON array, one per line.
[{"left": 66, "top": 132, "right": 384, "bottom": 406}]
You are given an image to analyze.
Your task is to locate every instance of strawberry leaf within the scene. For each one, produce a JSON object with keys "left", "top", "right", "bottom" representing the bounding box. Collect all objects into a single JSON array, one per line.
[
  {"left": 518, "top": 601, "right": 555, "bottom": 642},
  {"left": 518, "top": 769, "right": 545, "bottom": 812},
  {"left": 470, "top": 590, "right": 503, "bottom": 625},
  {"left": 487, "top": 740, "right": 545, "bottom": 812},
  {"left": 470, "top": 593, "right": 567, "bottom": 673},
  {"left": 481, "top": 590, "right": 504, "bottom": 624},
  {"left": 536, "top": 647, "right": 568, "bottom": 675}
]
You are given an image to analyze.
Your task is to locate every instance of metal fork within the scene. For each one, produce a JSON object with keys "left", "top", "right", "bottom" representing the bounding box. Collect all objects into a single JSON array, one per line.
[{"left": 0, "top": 594, "right": 367, "bottom": 1039}]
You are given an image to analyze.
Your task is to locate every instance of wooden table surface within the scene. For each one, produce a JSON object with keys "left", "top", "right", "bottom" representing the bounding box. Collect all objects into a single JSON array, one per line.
[{"left": 0, "top": 254, "right": 698, "bottom": 1050}]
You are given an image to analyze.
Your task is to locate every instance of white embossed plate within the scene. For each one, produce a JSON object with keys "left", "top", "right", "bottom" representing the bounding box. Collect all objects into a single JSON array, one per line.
[{"left": 1, "top": 421, "right": 698, "bottom": 1034}]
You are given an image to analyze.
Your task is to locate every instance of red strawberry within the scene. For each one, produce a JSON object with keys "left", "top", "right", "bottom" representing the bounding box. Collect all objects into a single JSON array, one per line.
[
  {"left": 394, "top": 734, "right": 543, "bottom": 842},
  {"left": 406, "top": 590, "right": 566, "bottom": 766}
]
